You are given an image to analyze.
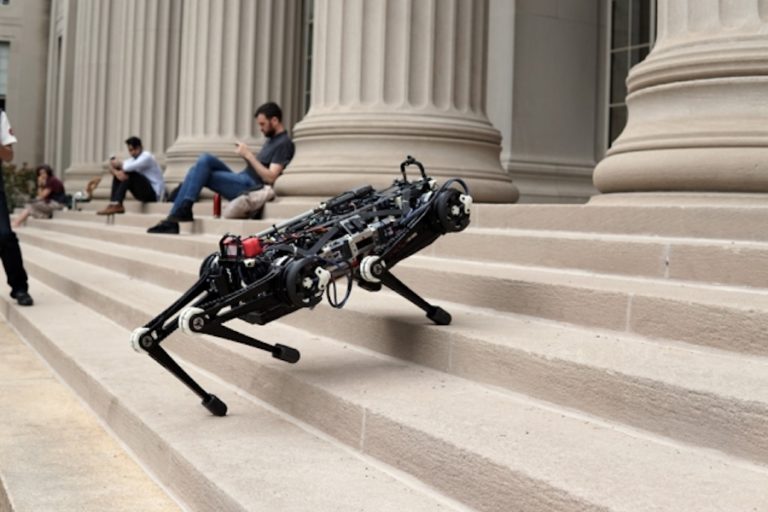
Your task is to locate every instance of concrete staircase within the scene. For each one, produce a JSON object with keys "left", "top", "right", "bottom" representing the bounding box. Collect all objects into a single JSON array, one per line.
[{"left": 3, "top": 197, "right": 768, "bottom": 511}]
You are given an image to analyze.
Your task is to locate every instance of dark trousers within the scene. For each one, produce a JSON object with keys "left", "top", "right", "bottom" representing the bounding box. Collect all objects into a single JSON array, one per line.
[
  {"left": 0, "top": 169, "right": 28, "bottom": 294},
  {"left": 110, "top": 172, "right": 157, "bottom": 203}
]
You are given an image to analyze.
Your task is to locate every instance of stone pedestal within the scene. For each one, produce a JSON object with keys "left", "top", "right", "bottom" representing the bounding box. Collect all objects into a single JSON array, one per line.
[
  {"left": 593, "top": 0, "right": 768, "bottom": 198},
  {"left": 280, "top": 0, "right": 518, "bottom": 203},
  {"left": 164, "top": 0, "right": 303, "bottom": 189}
]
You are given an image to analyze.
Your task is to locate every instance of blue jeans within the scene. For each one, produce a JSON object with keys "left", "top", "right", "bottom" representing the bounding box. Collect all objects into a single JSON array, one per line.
[{"left": 170, "top": 153, "right": 262, "bottom": 216}]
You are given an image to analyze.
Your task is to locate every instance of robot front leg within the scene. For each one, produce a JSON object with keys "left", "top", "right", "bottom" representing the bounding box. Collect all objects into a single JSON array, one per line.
[
  {"left": 359, "top": 256, "right": 452, "bottom": 325},
  {"left": 130, "top": 268, "right": 231, "bottom": 416}
]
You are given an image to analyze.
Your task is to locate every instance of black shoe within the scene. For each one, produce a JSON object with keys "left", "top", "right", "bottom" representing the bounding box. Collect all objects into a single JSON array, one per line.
[
  {"left": 11, "top": 290, "right": 34, "bottom": 306},
  {"left": 167, "top": 201, "right": 194, "bottom": 223},
  {"left": 147, "top": 220, "right": 180, "bottom": 234}
]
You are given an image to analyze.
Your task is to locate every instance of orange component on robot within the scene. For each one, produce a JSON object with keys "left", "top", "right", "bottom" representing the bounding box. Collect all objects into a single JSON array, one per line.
[{"left": 242, "top": 237, "right": 263, "bottom": 257}]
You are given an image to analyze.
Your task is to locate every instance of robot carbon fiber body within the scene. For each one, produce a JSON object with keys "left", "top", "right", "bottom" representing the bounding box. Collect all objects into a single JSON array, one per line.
[{"left": 130, "top": 157, "right": 472, "bottom": 416}]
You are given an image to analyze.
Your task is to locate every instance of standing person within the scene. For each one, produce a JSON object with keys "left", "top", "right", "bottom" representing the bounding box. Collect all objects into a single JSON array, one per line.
[
  {"left": 97, "top": 136, "right": 165, "bottom": 215},
  {"left": 0, "top": 111, "right": 33, "bottom": 306},
  {"left": 147, "top": 101, "right": 295, "bottom": 234},
  {"left": 12, "top": 164, "right": 66, "bottom": 228}
]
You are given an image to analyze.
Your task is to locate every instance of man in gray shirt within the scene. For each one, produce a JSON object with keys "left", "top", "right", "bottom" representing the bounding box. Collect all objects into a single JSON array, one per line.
[
  {"left": 148, "top": 102, "right": 295, "bottom": 234},
  {"left": 98, "top": 136, "right": 165, "bottom": 215}
]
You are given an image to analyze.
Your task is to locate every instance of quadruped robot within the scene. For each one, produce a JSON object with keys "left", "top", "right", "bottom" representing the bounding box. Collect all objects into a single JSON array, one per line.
[{"left": 130, "top": 156, "right": 472, "bottom": 416}]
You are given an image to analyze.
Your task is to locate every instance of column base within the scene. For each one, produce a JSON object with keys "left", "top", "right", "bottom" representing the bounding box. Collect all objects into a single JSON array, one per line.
[
  {"left": 594, "top": 147, "right": 768, "bottom": 195},
  {"left": 64, "top": 162, "right": 108, "bottom": 199},
  {"left": 279, "top": 113, "right": 519, "bottom": 203},
  {"left": 589, "top": 191, "right": 768, "bottom": 207}
]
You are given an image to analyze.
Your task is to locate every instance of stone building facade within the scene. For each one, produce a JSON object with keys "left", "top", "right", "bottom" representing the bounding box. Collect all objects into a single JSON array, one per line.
[{"left": 3, "top": 1, "right": 763, "bottom": 204}]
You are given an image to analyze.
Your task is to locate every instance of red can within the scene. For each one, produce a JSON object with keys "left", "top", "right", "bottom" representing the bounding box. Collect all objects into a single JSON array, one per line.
[{"left": 213, "top": 193, "right": 221, "bottom": 218}]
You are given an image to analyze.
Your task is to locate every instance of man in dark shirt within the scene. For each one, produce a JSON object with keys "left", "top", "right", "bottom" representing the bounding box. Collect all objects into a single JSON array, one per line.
[
  {"left": 0, "top": 110, "right": 32, "bottom": 305},
  {"left": 148, "top": 102, "right": 295, "bottom": 234}
]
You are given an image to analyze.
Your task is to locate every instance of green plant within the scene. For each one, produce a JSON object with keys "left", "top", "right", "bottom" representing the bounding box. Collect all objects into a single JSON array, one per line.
[{"left": 2, "top": 162, "right": 36, "bottom": 213}]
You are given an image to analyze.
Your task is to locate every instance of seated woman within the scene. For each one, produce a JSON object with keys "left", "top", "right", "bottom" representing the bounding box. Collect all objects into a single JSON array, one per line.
[{"left": 12, "top": 164, "right": 66, "bottom": 228}]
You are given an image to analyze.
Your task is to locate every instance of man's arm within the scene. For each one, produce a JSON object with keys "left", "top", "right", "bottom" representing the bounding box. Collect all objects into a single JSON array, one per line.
[
  {"left": 122, "top": 152, "right": 155, "bottom": 172},
  {"left": 109, "top": 157, "right": 129, "bottom": 181},
  {"left": 0, "top": 144, "right": 13, "bottom": 162},
  {"left": 235, "top": 142, "right": 284, "bottom": 184}
]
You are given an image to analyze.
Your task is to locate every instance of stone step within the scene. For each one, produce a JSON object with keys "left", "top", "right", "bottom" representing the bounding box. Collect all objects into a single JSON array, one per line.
[
  {"left": 394, "top": 256, "right": 768, "bottom": 356},
  {"left": 71, "top": 197, "right": 313, "bottom": 225},
  {"left": 0, "top": 317, "right": 181, "bottom": 512},
  {"left": 427, "top": 227, "right": 768, "bottom": 287},
  {"left": 2, "top": 280, "right": 465, "bottom": 512},
  {"left": 67, "top": 195, "right": 768, "bottom": 241},
  {"left": 473, "top": 203, "right": 768, "bottom": 241},
  {"left": 19, "top": 221, "right": 768, "bottom": 356},
  {"left": 16, "top": 227, "right": 768, "bottom": 465},
  {"left": 53, "top": 208, "right": 274, "bottom": 235},
  {"left": 14, "top": 238, "right": 768, "bottom": 511},
  {"left": 28, "top": 209, "right": 768, "bottom": 289}
]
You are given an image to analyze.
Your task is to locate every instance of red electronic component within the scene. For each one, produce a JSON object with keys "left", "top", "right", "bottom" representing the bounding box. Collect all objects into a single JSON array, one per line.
[{"left": 242, "top": 237, "right": 263, "bottom": 257}]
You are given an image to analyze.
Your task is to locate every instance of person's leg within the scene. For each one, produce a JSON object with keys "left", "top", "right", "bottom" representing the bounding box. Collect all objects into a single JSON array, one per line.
[
  {"left": 170, "top": 153, "right": 258, "bottom": 211},
  {"left": 98, "top": 175, "right": 128, "bottom": 214},
  {"left": 110, "top": 175, "right": 128, "bottom": 203},
  {"left": 98, "top": 176, "right": 129, "bottom": 214},
  {"left": 126, "top": 172, "right": 157, "bottom": 203},
  {"left": 0, "top": 171, "right": 31, "bottom": 304},
  {"left": 169, "top": 153, "right": 235, "bottom": 217},
  {"left": 149, "top": 153, "right": 255, "bottom": 234},
  {"left": 11, "top": 207, "right": 30, "bottom": 229}
]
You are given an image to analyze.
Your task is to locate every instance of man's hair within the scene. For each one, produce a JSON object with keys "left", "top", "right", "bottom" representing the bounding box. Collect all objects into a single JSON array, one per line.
[
  {"left": 125, "top": 136, "right": 143, "bottom": 149},
  {"left": 255, "top": 102, "right": 282, "bottom": 121}
]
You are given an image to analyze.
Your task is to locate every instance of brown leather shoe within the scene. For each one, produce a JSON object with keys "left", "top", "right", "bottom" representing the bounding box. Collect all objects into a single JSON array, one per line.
[{"left": 97, "top": 204, "right": 125, "bottom": 215}]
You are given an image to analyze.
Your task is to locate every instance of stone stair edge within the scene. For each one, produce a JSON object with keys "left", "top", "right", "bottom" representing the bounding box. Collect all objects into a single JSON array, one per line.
[
  {"left": 62, "top": 199, "right": 768, "bottom": 242},
  {"left": 21, "top": 218, "right": 768, "bottom": 305},
  {"left": 18, "top": 221, "right": 768, "bottom": 359},
  {"left": 0, "top": 316, "right": 182, "bottom": 512},
  {"left": 1, "top": 281, "right": 467, "bottom": 512},
  {"left": 18, "top": 240, "right": 768, "bottom": 469},
  {"left": 21, "top": 234, "right": 768, "bottom": 402},
  {"left": 52, "top": 208, "right": 768, "bottom": 247},
  {"left": 34, "top": 213, "right": 768, "bottom": 294},
  {"left": 11, "top": 265, "right": 768, "bottom": 512}
]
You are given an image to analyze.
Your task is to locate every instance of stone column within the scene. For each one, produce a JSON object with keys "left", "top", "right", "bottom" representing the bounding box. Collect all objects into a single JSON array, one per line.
[
  {"left": 109, "top": 0, "right": 182, "bottom": 164},
  {"left": 279, "top": 0, "right": 518, "bottom": 203},
  {"left": 164, "top": 0, "right": 303, "bottom": 188},
  {"left": 96, "top": 0, "right": 183, "bottom": 198},
  {"left": 66, "top": 0, "right": 182, "bottom": 198},
  {"left": 593, "top": 0, "right": 768, "bottom": 199},
  {"left": 66, "top": 0, "right": 111, "bottom": 193}
]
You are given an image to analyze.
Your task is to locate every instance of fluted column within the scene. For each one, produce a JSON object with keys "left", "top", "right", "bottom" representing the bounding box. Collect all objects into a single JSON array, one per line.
[
  {"left": 66, "top": 0, "right": 111, "bottom": 193},
  {"left": 109, "top": 0, "right": 182, "bottom": 164},
  {"left": 280, "top": 0, "right": 518, "bottom": 203},
  {"left": 164, "top": 0, "right": 303, "bottom": 188},
  {"left": 594, "top": 0, "right": 768, "bottom": 198},
  {"left": 66, "top": 0, "right": 182, "bottom": 198}
]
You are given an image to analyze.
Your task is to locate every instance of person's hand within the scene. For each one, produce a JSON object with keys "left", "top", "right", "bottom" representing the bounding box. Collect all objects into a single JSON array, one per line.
[
  {"left": 235, "top": 141, "right": 253, "bottom": 159},
  {"left": 37, "top": 174, "right": 46, "bottom": 187}
]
